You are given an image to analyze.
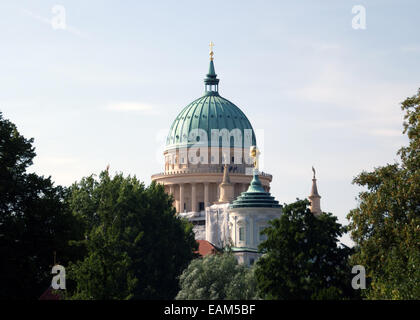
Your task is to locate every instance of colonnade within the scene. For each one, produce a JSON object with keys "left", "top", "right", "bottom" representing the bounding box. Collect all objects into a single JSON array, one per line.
[{"left": 166, "top": 182, "right": 259, "bottom": 213}]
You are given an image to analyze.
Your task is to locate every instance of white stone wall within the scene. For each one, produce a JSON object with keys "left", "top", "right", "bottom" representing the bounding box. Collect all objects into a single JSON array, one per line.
[
  {"left": 205, "top": 204, "right": 282, "bottom": 254},
  {"left": 234, "top": 251, "right": 261, "bottom": 266},
  {"left": 228, "top": 207, "right": 282, "bottom": 250},
  {"left": 205, "top": 203, "right": 231, "bottom": 248}
]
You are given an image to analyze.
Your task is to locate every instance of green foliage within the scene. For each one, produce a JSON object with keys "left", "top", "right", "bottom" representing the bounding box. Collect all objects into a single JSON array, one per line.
[
  {"left": 0, "top": 112, "right": 83, "bottom": 299},
  {"left": 176, "top": 252, "right": 258, "bottom": 300},
  {"left": 255, "top": 199, "right": 357, "bottom": 300},
  {"left": 66, "top": 172, "right": 197, "bottom": 300},
  {"left": 347, "top": 89, "right": 420, "bottom": 299}
]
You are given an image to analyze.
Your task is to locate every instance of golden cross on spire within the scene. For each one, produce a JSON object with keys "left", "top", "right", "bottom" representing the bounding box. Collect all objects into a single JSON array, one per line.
[{"left": 209, "top": 41, "right": 215, "bottom": 61}]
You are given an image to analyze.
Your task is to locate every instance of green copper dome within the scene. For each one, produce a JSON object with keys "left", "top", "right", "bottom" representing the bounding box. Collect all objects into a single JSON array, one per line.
[
  {"left": 165, "top": 60, "right": 256, "bottom": 150},
  {"left": 229, "top": 171, "right": 282, "bottom": 209}
]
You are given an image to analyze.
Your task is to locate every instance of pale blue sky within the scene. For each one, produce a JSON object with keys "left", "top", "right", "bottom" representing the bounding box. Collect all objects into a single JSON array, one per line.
[{"left": 1, "top": 0, "right": 419, "bottom": 245}]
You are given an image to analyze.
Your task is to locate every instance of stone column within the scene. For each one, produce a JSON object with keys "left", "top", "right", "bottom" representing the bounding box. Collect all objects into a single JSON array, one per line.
[
  {"left": 179, "top": 183, "right": 185, "bottom": 213},
  {"left": 175, "top": 200, "right": 180, "bottom": 213},
  {"left": 191, "top": 183, "right": 197, "bottom": 212},
  {"left": 204, "top": 182, "right": 209, "bottom": 208},
  {"left": 169, "top": 184, "right": 175, "bottom": 208}
]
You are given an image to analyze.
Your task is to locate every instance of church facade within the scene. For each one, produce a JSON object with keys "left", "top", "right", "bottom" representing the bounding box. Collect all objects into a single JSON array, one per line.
[{"left": 151, "top": 46, "right": 322, "bottom": 265}]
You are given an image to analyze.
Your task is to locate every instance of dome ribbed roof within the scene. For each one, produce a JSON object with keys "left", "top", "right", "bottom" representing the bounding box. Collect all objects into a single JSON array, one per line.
[
  {"left": 165, "top": 93, "right": 256, "bottom": 149},
  {"left": 165, "top": 58, "right": 256, "bottom": 150}
]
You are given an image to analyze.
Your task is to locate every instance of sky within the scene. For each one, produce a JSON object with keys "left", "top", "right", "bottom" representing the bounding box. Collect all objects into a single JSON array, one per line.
[{"left": 1, "top": 0, "right": 419, "bottom": 246}]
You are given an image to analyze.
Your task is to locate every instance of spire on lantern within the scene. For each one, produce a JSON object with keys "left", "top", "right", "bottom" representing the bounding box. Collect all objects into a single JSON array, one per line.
[
  {"left": 204, "top": 42, "right": 220, "bottom": 94},
  {"left": 209, "top": 41, "right": 215, "bottom": 61}
]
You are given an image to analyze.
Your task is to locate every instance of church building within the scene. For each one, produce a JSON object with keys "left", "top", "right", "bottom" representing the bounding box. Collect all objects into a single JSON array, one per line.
[{"left": 151, "top": 44, "right": 322, "bottom": 265}]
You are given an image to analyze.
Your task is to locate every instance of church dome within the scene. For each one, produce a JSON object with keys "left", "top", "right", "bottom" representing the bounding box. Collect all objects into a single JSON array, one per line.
[{"left": 165, "top": 59, "right": 256, "bottom": 151}]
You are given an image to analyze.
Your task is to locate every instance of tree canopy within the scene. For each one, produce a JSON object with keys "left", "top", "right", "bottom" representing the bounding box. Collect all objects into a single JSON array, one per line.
[
  {"left": 347, "top": 89, "right": 420, "bottom": 299},
  {"left": 0, "top": 112, "right": 82, "bottom": 299},
  {"left": 176, "top": 252, "right": 258, "bottom": 300},
  {"left": 255, "top": 199, "right": 357, "bottom": 300},
  {"left": 66, "top": 172, "right": 197, "bottom": 299}
]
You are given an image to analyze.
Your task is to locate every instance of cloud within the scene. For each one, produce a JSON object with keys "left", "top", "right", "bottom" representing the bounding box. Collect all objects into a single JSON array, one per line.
[
  {"left": 29, "top": 156, "right": 86, "bottom": 186},
  {"left": 287, "top": 36, "right": 341, "bottom": 52},
  {"left": 295, "top": 62, "right": 413, "bottom": 124},
  {"left": 297, "top": 64, "right": 407, "bottom": 113},
  {"left": 287, "top": 60, "right": 417, "bottom": 141},
  {"left": 106, "top": 102, "right": 161, "bottom": 115},
  {"left": 369, "top": 129, "right": 402, "bottom": 137},
  {"left": 40, "top": 156, "right": 79, "bottom": 165},
  {"left": 309, "top": 42, "right": 341, "bottom": 52},
  {"left": 308, "top": 118, "right": 404, "bottom": 137},
  {"left": 401, "top": 45, "right": 420, "bottom": 53}
]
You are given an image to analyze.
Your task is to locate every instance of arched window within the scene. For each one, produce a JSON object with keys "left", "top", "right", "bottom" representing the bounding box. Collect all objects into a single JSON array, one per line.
[{"left": 239, "top": 226, "right": 245, "bottom": 241}]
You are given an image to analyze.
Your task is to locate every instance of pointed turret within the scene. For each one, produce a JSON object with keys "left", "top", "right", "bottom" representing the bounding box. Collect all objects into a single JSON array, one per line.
[
  {"left": 222, "top": 163, "right": 231, "bottom": 184},
  {"left": 308, "top": 166, "right": 322, "bottom": 215},
  {"left": 218, "top": 164, "right": 234, "bottom": 203}
]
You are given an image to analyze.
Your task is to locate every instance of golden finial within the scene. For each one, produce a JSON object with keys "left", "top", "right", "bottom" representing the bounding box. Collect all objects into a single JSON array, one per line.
[
  {"left": 209, "top": 41, "right": 215, "bottom": 61},
  {"left": 250, "top": 146, "right": 260, "bottom": 170}
]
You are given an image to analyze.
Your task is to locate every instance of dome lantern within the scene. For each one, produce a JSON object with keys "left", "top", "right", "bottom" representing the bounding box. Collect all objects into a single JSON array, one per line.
[{"left": 204, "top": 42, "right": 219, "bottom": 94}]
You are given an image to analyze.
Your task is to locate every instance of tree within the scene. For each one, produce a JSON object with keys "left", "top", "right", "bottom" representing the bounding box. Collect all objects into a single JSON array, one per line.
[
  {"left": 0, "top": 112, "right": 83, "bottom": 299},
  {"left": 66, "top": 171, "right": 197, "bottom": 300},
  {"left": 176, "top": 252, "right": 258, "bottom": 300},
  {"left": 347, "top": 89, "right": 420, "bottom": 299},
  {"left": 255, "top": 199, "right": 357, "bottom": 300}
]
